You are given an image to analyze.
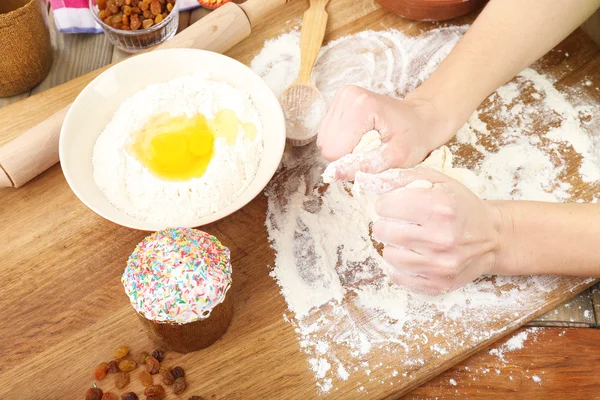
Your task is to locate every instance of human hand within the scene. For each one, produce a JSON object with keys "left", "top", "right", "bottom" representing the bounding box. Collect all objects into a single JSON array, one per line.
[
  {"left": 356, "top": 167, "right": 502, "bottom": 295},
  {"left": 317, "top": 85, "right": 451, "bottom": 182}
]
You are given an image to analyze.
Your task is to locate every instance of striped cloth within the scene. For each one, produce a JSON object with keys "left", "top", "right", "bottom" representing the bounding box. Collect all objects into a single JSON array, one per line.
[{"left": 50, "top": 0, "right": 200, "bottom": 34}]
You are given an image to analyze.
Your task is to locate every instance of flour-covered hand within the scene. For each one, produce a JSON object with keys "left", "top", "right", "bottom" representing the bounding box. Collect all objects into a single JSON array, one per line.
[
  {"left": 359, "top": 167, "right": 503, "bottom": 295},
  {"left": 316, "top": 85, "right": 449, "bottom": 182}
]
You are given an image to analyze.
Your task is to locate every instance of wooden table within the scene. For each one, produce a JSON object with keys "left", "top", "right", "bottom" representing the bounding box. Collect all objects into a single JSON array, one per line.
[{"left": 1, "top": 1, "right": 599, "bottom": 399}]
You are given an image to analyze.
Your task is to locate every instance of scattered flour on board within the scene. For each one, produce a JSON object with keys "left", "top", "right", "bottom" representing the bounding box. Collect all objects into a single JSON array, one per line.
[{"left": 252, "top": 26, "right": 600, "bottom": 394}]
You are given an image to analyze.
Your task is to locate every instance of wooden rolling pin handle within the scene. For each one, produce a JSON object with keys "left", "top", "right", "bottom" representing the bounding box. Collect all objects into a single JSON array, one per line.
[
  {"left": 0, "top": 105, "right": 69, "bottom": 188},
  {"left": 0, "top": 0, "right": 295, "bottom": 189},
  {"left": 240, "top": 0, "right": 294, "bottom": 27}
]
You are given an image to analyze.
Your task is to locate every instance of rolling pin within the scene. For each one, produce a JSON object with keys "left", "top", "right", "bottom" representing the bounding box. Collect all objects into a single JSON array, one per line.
[{"left": 0, "top": 0, "right": 291, "bottom": 188}]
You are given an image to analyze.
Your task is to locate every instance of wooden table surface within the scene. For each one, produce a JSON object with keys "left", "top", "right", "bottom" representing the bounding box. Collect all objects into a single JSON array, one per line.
[{"left": 1, "top": 1, "right": 600, "bottom": 399}]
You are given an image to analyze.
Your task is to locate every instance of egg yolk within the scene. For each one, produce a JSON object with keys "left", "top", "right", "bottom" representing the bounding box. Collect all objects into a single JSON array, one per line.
[{"left": 129, "top": 110, "right": 256, "bottom": 181}]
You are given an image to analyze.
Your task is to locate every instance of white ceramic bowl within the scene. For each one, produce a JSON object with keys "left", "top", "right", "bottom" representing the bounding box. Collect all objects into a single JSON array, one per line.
[{"left": 60, "top": 48, "right": 286, "bottom": 231}]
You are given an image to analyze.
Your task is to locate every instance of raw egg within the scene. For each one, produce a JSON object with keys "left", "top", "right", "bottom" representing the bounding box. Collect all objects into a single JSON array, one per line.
[{"left": 129, "top": 110, "right": 257, "bottom": 181}]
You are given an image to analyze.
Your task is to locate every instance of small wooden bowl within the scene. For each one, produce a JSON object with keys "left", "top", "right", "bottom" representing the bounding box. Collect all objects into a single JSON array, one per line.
[
  {"left": 375, "top": 0, "right": 486, "bottom": 21},
  {"left": 0, "top": 0, "right": 53, "bottom": 97}
]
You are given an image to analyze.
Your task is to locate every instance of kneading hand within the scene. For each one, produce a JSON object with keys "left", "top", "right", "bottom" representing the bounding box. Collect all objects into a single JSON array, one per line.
[
  {"left": 356, "top": 167, "right": 502, "bottom": 295},
  {"left": 317, "top": 85, "right": 450, "bottom": 182}
]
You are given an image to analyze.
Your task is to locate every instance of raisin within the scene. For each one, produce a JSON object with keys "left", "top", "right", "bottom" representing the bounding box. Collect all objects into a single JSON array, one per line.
[
  {"left": 120, "top": 393, "right": 139, "bottom": 400},
  {"left": 101, "top": 393, "right": 118, "bottom": 400},
  {"left": 130, "top": 14, "right": 141, "bottom": 30},
  {"left": 150, "top": 0, "right": 162, "bottom": 15},
  {"left": 85, "top": 388, "right": 104, "bottom": 400},
  {"left": 188, "top": 397, "right": 204, "bottom": 400},
  {"left": 131, "top": 0, "right": 140, "bottom": 5},
  {"left": 145, "top": 356, "right": 160, "bottom": 374},
  {"left": 98, "top": 10, "right": 107, "bottom": 18},
  {"left": 115, "top": 0, "right": 124, "bottom": 6},
  {"left": 139, "top": 2, "right": 149, "bottom": 11},
  {"left": 143, "top": 9, "right": 152, "bottom": 19},
  {"left": 166, "top": 2, "right": 173, "bottom": 12},
  {"left": 94, "top": 362, "right": 108, "bottom": 381},
  {"left": 115, "top": 371, "right": 130, "bottom": 389},
  {"left": 173, "top": 377, "right": 186, "bottom": 395},
  {"left": 139, "top": 370, "right": 153, "bottom": 386},
  {"left": 122, "top": 14, "right": 129, "bottom": 25},
  {"left": 144, "top": 385, "right": 166, "bottom": 397},
  {"left": 151, "top": 349, "right": 164, "bottom": 362},
  {"left": 118, "top": 359, "right": 137, "bottom": 372},
  {"left": 114, "top": 346, "right": 129, "bottom": 359},
  {"left": 131, "top": 6, "right": 140, "bottom": 14},
  {"left": 123, "top": 5, "right": 132, "bottom": 15},
  {"left": 136, "top": 351, "right": 150, "bottom": 364},
  {"left": 154, "top": 14, "right": 163, "bottom": 24},
  {"left": 108, "top": 3, "right": 119, "bottom": 14},
  {"left": 97, "top": 0, "right": 107, "bottom": 9},
  {"left": 159, "top": 366, "right": 170, "bottom": 374},
  {"left": 172, "top": 366, "right": 185, "bottom": 378},
  {"left": 161, "top": 370, "right": 174, "bottom": 385},
  {"left": 125, "top": 0, "right": 132, "bottom": 4},
  {"left": 106, "top": 360, "right": 119, "bottom": 373}
]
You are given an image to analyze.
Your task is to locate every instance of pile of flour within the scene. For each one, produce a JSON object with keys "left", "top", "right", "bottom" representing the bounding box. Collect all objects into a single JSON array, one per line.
[
  {"left": 92, "top": 72, "right": 263, "bottom": 225},
  {"left": 252, "top": 26, "right": 600, "bottom": 394}
]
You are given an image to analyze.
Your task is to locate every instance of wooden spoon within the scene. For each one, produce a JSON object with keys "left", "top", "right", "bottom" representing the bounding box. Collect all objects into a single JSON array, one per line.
[{"left": 280, "top": 0, "right": 329, "bottom": 146}]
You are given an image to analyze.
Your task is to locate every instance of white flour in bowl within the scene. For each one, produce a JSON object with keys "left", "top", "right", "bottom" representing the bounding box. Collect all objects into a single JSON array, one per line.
[{"left": 92, "top": 72, "right": 263, "bottom": 225}]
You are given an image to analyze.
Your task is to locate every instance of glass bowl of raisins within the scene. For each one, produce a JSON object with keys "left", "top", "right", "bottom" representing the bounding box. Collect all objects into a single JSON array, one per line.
[{"left": 90, "top": 0, "right": 179, "bottom": 53}]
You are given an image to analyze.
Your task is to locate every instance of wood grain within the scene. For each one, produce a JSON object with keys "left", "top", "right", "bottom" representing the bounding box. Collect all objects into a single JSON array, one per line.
[
  {"left": 405, "top": 327, "right": 600, "bottom": 399},
  {"left": 31, "top": 9, "right": 113, "bottom": 95},
  {"left": 1, "top": 1, "right": 600, "bottom": 399}
]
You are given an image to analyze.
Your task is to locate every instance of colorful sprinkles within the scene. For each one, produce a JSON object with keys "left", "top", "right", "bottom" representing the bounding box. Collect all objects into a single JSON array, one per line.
[{"left": 122, "top": 227, "right": 232, "bottom": 324}]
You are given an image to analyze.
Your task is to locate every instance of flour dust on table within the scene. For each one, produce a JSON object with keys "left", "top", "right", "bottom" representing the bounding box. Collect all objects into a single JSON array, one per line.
[{"left": 252, "top": 27, "right": 600, "bottom": 394}]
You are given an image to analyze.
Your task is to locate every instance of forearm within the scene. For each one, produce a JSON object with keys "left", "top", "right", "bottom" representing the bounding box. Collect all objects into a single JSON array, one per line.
[
  {"left": 406, "top": 0, "right": 600, "bottom": 142},
  {"left": 492, "top": 201, "right": 600, "bottom": 277}
]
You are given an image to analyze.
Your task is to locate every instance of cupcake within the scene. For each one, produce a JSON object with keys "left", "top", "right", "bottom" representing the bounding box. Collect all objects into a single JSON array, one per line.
[{"left": 122, "top": 227, "right": 234, "bottom": 353}]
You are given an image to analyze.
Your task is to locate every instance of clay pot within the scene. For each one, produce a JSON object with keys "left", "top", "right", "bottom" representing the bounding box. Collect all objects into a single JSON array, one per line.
[
  {"left": 375, "top": 0, "right": 486, "bottom": 21},
  {"left": 0, "top": 0, "right": 53, "bottom": 97}
]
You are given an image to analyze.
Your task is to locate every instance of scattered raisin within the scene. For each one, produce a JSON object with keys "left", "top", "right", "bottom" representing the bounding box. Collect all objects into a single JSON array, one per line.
[
  {"left": 94, "top": 362, "right": 108, "bottom": 381},
  {"left": 159, "top": 366, "right": 170, "bottom": 374},
  {"left": 188, "top": 397, "right": 204, "bottom": 400},
  {"left": 119, "top": 359, "right": 137, "bottom": 372},
  {"left": 115, "top": 371, "right": 130, "bottom": 389},
  {"left": 172, "top": 366, "right": 185, "bottom": 378},
  {"left": 101, "top": 393, "right": 118, "bottom": 400},
  {"left": 85, "top": 388, "right": 104, "bottom": 400},
  {"left": 144, "top": 385, "right": 166, "bottom": 397},
  {"left": 161, "top": 370, "right": 175, "bottom": 385},
  {"left": 145, "top": 356, "right": 160, "bottom": 374},
  {"left": 106, "top": 360, "right": 120, "bottom": 373},
  {"left": 120, "top": 393, "right": 139, "bottom": 400},
  {"left": 173, "top": 377, "right": 186, "bottom": 394},
  {"left": 139, "top": 370, "right": 153, "bottom": 386},
  {"left": 151, "top": 349, "right": 164, "bottom": 362}
]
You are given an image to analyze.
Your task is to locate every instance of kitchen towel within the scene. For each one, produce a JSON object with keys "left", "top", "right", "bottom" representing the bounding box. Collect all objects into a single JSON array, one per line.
[{"left": 50, "top": 0, "right": 199, "bottom": 33}]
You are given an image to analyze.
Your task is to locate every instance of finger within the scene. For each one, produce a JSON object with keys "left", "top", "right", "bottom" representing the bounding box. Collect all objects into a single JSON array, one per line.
[
  {"left": 356, "top": 167, "right": 452, "bottom": 195},
  {"left": 372, "top": 219, "right": 428, "bottom": 248},
  {"left": 318, "top": 86, "right": 377, "bottom": 161},
  {"left": 375, "top": 188, "right": 437, "bottom": 221},
  {"left": 381, "top": 265, "right": 440, "bottom": 295}
]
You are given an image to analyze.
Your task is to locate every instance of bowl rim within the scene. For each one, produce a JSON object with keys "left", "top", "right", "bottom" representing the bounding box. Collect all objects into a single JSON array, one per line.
[
  {"left": 59, "top": 48, "right": 286, "bottom": 231},
  {"left": 89, "top": 0, "right": 180, "bottom": 36}
]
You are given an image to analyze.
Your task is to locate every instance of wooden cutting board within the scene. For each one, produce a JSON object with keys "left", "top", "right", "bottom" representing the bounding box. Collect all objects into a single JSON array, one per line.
[{"left": 1, "top": 1, "right": 600, "bottom": 399}]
